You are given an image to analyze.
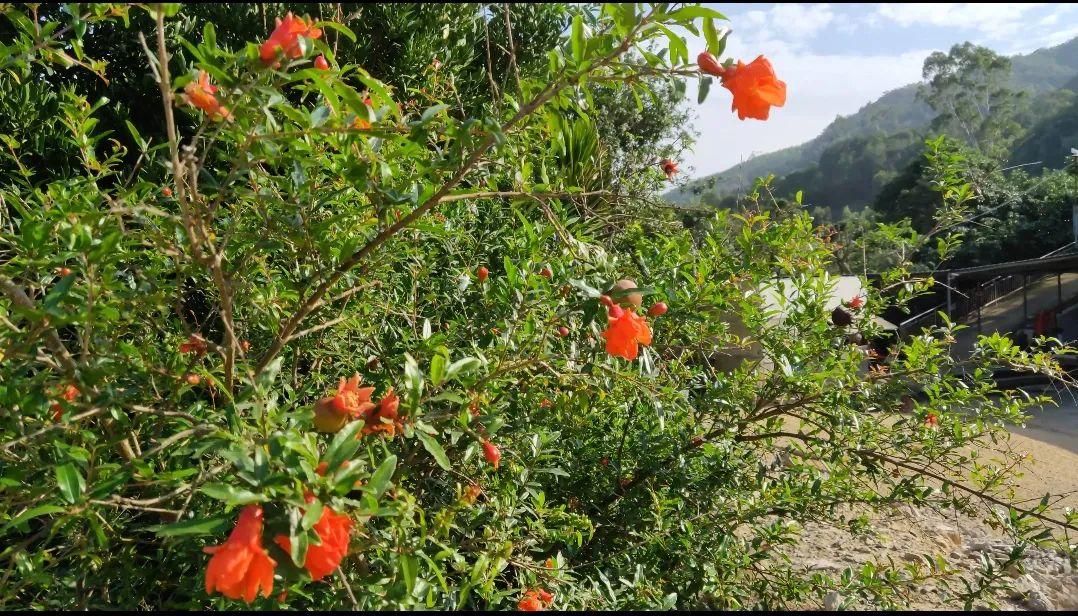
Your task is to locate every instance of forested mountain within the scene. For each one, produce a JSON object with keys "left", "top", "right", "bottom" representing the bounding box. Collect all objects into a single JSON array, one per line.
[{"left": 666, "top": 36, "right": 1078, "bottom": 215}]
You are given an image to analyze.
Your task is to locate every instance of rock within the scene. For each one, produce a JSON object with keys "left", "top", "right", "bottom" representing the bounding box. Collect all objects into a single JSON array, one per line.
[
  {"left": 824, "top": 591, "right": 842, "bottom": 610},
  {"left": 902, "top": 552, "right": 923, "bottom": 564},
  {"left": 807, "top": 559, "right": 843, "bottom": 571},
  {"left": 933, "top": 525, "right": 962, "bottom": 547},
  {"left": 1025, "top": 589, "right": 1053, "bottom": 611}
]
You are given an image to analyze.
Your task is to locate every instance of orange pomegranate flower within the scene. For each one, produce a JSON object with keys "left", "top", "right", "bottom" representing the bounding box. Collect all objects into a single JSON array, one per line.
[
  {"left": 274, "top": 495, "right": 352, "bottom": 581},
  {"left": 518, "top": 589, "right": 554, "bottom": 611},
  {"left": 330, "top": 373, "right": 377, "bottom": 418},
  {"left": 260, "top": 12, "right": 323, "bottom": 64},
  {"left": 182, "top": 71, "right": 232, "bottom": 122},
  {"left": 204, "top": 504, "right": 276, "bottom": 604},
  {"left": 518, "top": 594, "right": 544, "bottom": 611},
  {"left": 719, "top": 55, "right": 786, "bottom": 121},
  {"left": 602, "top": 307, "right": 652, "bottom": 361},
  {"left": 313, "top": 374, "right": 376, "bottom": 433},
  {"left": 659, "top": 158, "right": 679, "bottom": 180},
  {"left": 924, "top": 413, "right": 939, "bottom": 429},
  {"left": 50, "top": 384, "right": 80, "bottom": 421},
  {"left": 360, "top": 387, "right": 402, "bottom": 437}
]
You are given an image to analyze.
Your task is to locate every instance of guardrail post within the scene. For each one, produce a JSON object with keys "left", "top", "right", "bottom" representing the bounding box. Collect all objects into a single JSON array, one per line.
[{"left": 1023, "top": 275, "right": 1028, "bottom": 320}]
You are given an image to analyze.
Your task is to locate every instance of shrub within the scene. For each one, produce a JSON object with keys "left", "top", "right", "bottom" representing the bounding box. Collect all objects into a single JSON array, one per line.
[{"left": 1, "top": 3, "right": 1074, "bottom": 610}]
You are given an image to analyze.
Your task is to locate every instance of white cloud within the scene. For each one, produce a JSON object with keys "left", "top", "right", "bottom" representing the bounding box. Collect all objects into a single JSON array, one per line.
[
  {"left": 874, "top": 3, "right": 1046, "bottom": 40},
  {"left": 1044, "top": 24, "right": 1078, "bottom": 47}
]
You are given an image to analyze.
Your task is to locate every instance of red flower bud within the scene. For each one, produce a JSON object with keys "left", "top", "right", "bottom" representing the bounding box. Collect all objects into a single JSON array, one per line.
[
  {"left": 697, "top": 51, "right": 725, "bottom": 77},
  {"left": 482, "top": 441, "right": 501, "bottom": 469},
  {"left": 314, "top": 54, "right": 329, "bottom": 70},
  {"left": 162, "top": 186, "right": 173, "bottom": 197},
  {"left": 477, "top": 266, "right": 489, "bottom": 282},
  {"left": 647, "top": 302, "right": 668, "bottom": 317},
  {"left": 557, "top": 326, "right": 570, "bottom": 338},
  {"left": 185, "top": 373, "right": 201, "bottom": 386},
  {"left": 539, "top": 267, "right": 552, "bottom": 279}
]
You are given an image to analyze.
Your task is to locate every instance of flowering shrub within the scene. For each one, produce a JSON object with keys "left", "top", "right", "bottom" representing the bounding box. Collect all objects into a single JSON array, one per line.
[{"left": 0, "top": 3, "right": 1075, "bottom": 610}]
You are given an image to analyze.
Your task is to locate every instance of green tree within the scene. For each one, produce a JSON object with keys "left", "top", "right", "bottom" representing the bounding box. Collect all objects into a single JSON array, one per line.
[{"left": 920, "top": 42, "right": 1024, "bottom": 158}]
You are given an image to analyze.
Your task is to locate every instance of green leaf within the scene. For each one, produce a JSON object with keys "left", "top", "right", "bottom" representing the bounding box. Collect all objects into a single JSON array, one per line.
[
  {"left": 698, "top": 75, "right": 712, "bottom": 104},
  {"left": 311, "top": 105, "right": 331, "bottom": 128},
  {"left": 715, "top": 29, "right": 731, "bottom": 57},
  {"left": 404, "top": 353, "right": 424, "bottom": 399},
  {"left": 44, "top": 274, "right": 76, "bottom": 311},
  {"left": 148, "top": 514, "right": 232, "bottom": 537},
  {"left": 315, "top": 21, "right": 357, "bottom": 43},
  {"left": 125, "top": 120, "right": 146, "bottom": 150},
  {"left": 417, "top": 431, "right": 451, "bottom": 471},
  {"left": 666, "top": 6, "right": 728, "bottom": 22},
  {"left": 571, "top": 15, "right": 585, "bottom": 62},
  {"left": 1, "top": 505, "right": 66, "bottom": 535},
  {"left": 202, "top": 21, "right": 216, "bottom": 49},
  {"left": 198, "top": 483, "right": 263, "bottom": 506},
  {"left": 400, "top": 553, "right": 419, "bottom": 594},
  {"left": 301, "top": 500, "right": 324, "bottom": 531},
  {"left": 444, "top": 357, "right": 481, "bottom": 381},
  {"left": 430, "top": 353, "right": 447, "bottom": 387},
  {"left": 420, "top": 104, "right": 448, "bottom": 123},
  {"left": 323, "top": 420, "right": 365, "bottom": 473},
  {"left": 55, "top": 463, "right": 85, "bottom": 504},
  {"left": 366, "top": 454, "right": 397, "bottom": 499},
  {"left": 703, "top": 17, "right": 720, "bottom": 53}
]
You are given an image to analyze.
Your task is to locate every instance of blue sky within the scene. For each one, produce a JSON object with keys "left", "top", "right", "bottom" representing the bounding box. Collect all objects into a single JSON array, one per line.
[{"left": 679, "top": 3, "right": 1078, "bottom": 179}]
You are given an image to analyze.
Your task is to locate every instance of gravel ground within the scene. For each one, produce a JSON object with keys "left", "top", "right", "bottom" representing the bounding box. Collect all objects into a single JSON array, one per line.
[
  {"left": 780, "top": 503, "right": 1077, "bottom": 610},
  {"left": 776, "top": 392, "right": 1078, "bottom": 610}
]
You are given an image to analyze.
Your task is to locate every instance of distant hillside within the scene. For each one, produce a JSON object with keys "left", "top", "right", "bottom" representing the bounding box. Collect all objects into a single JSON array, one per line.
[
  {"left": 666, "top": 36, "right": 1078, "bottom": 209},
  {"left": 1009, "top": 76, "right": 1078, "bottom": 171}
]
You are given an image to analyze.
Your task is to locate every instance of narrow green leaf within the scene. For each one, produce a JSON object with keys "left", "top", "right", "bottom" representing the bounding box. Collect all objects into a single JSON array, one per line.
[
  {"left": 149, "top": 514, "right": 232, "bottom": 537},
  {"left": 400, "top": 553, "right": 419, "bottom": 594},
  {"left": 698, "top": 75, "right": 712, "bottom": 104},
  {"left": 666, "top": 6, "right": 728, "bottom": 22},
  {"left": 55, "top": 463, "right": 85, "bottom": 504},
  {"left": 366, "top": 454, "right": 397, "bottom": 499},
  {"left": 417, "top": 432, "right": 451, "bottom": 471},
  {"left": 323, "top": 420, "right": 365, "bottom": 473},
  {"left": 1, "top": 505, "right": 66, "bottom": 535},
  {"left": 198, "top": 483, "right": 263, "bottom": 506},
  {"left": 430, "top": 353, "right": 447, "bottom": 386},
  {"left": 301, "top": 500, "right": 324, "bottom": 531},
  {"left": 703, "top": 17, "right": 720, "bottom": 54},
  {"left": 571, "top": 15, "right": 585, "bottom": 62}
]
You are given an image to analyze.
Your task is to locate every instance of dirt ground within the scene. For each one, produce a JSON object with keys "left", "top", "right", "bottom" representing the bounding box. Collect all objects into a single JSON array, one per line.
[{"left": 779, "top": 388, "right": 1078, "bottom": 610}]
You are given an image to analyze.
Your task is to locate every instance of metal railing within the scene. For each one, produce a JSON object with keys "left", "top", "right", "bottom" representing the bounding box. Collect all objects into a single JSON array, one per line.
[{"left": 898, "top": 243, "right": 1076, "bottom": 336}]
